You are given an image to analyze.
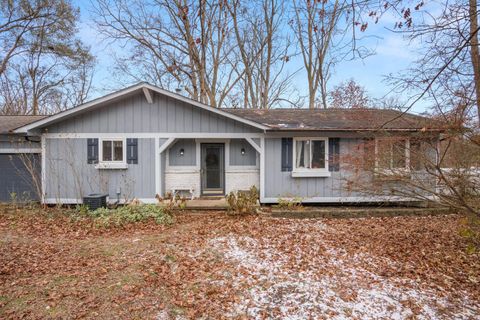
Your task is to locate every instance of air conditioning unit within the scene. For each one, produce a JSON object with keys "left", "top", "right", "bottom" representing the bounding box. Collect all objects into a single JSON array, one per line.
[{"left": 83, "top": 194, "right": 108, "bottom": 210}]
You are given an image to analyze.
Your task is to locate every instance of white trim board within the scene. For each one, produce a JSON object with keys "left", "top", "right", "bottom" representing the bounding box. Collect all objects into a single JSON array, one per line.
[
  {"left": 0, "top": 148, "right": 41, "bottom": 154},
  {"left": 41, "top": 135, "right": 46, "bottom": 203},
  {"left": 42, "top": 198, "right": 158, "bottom": 205},
  {"left": 155, "top": 137, "right": 161, "bottom": 196},
  {"left": 259, "top": 137, "right": 265, "bottom": 201},
  {"left": 42, "top": 133, "right": 264, "bottom": 139},
  {"left": 14, "top": 82, "right": 269, "bottom": 133},
  {"left": 260, "top": 196, "right": 416, "bottom": 204},
  {"left": 245, "top": 137, "right": 262, "bottom": 153}
]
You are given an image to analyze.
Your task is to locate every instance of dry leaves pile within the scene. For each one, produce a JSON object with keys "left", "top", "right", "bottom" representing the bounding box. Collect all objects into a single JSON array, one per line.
[{"left": 0, "top": 207, "right": 479, "bottom": 319}]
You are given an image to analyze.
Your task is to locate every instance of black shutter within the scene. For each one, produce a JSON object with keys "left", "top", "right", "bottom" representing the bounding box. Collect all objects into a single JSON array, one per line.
[
  {"left": 127, "top": 138, "right": 138, "bottom": 164},
  {"left": 363, "top": 138, "right": 375, "bottom": 170},
  {"left": 87, "top": 138, "right": 99, "bottom": 164},
  {"left": 328, "top": 138, "right": 340, "bottom": 172},
  {"left": 281, "top": 138, "right": 293, "bottom": 172}
]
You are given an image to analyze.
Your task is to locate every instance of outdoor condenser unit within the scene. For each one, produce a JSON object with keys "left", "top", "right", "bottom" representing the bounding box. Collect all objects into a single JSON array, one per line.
[{"left": 83, "top": 194, "right": 108, "bottom": 210}]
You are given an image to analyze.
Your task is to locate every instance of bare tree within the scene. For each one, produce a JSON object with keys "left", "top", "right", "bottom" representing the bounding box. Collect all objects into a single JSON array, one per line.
[
  {"left": 0, "top": 0, "right": 95, "bottom": 115},
  {"left": 0, "top": 0, "right": 56, "bottom": 76},
  {"left": 362, "top": 0, "right": 480, "bottom": 126},
  {"left": 344, "top": 136, "right": 480, "bottom": 218},
  {"left": 329, "top": 78, "right": 370, "bottom": 108},
  {"left": 93, "top": 0, "right": 241, "bottom": 108},
  {"left": 227, "top": 0, "right": 299, "bottom": 109},
  {"left": 290, "top": 0, "right": 350, "bottom": 109}
]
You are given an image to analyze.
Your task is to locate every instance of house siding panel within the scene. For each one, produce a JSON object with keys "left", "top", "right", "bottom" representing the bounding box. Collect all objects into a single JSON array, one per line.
[
  {"left": 46, "top": 92, "right": 262, "bottom": 134},
  {"left": 264, "top": 137, "right": 362, "bottom": 199},
  {"left": 230, "top": 139, "right": 257, "bottom": 166},
  {"left": 44, "top": 138, "right": 156, "bottom": 202},
  {"left": 168, "top": 139, "right": 196, "bottom": 166}
]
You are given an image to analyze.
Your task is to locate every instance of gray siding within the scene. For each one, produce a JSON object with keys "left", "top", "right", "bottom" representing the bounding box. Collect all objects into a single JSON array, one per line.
[
  {"left": 169, "top": 139, "right": 196, "bottom": 166},
  {"left": 230, "top": 139, "right": 257, "bottom": 166},
  {"left": 264, "top": 138, "right": 362, "bottom": 198},
  {"left": 45, "top": 138, "right": 156, "bottom": 201},
  {"left": 0, "top": 134, "right": 41, "bottom": 149},
  {"left": 45, "top": 92, "right": 261, "bottom": 134}
]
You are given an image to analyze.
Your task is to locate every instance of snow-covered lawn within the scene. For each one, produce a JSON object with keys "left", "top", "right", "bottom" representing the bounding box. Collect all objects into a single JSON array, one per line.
[{"left": 209, "top": 219, "right": 479, "bottom": 319}]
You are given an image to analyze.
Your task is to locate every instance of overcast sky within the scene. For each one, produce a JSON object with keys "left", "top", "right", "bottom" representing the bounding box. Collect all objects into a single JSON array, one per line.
[{"left": 75, "top": 1, "right": 427, "bottom": 114}]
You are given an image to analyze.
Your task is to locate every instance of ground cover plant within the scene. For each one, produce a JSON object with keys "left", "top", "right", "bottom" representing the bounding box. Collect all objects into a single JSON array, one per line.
[
  {"left": 0, "top": 205, "right": 479, "bottom": 319},
  {"left": 74, "top": 204, "right": 174, "bottom": 228}
]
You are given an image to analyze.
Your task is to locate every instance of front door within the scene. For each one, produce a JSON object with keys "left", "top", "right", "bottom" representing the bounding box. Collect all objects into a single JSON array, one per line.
[{"left": 201, "top": 143, "right": 225, "bottom": 195}]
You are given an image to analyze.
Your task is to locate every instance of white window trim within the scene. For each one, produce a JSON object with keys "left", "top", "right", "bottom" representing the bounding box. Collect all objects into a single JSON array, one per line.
[
  {"left": 292, "top": 137, "right": 330, "bottom": 177},
  {"left": 374, "top": 138, "right": 410, "bottom": 174},
  {"left": 97, "top": 138, "right": 127, "bottom": 169}
]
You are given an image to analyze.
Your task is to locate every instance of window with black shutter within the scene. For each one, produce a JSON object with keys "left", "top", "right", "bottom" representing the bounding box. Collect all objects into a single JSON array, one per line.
[
  {"left": 328, "top": 138, "right": 340, "bottom": 172},
  {"left": 126, "top": 138, "right": 138, "bottom": 164},
  {"left": 87, "top": 138, "right": 99, "bottom": 164},
  {"left": 281, "top": 138, "right": 293, "bottom": 171}
]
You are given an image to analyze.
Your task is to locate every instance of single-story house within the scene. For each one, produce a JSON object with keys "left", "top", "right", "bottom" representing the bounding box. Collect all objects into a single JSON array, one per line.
[{"left": 1, "top": 82, "right": 442, "bottom": 204}]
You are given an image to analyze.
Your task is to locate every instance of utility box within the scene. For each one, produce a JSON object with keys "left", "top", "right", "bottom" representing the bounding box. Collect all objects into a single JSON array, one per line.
[{"left": 83, "top": 194, "right": 108, "bottom": 210}]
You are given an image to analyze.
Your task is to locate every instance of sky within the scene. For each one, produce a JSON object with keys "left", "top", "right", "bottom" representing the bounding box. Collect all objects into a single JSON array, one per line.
[{"left": 74, "top": 1, "right": 427, "bottom": 114}]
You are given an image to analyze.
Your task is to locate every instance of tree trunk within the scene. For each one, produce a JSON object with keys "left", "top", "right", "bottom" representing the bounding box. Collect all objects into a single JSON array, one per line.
[
  {"left": 308, "top": 89, "right": 315, "bottom": 109},
  {"left": 469, "top": 0, "right": 480, "bottom": 125},
  {"left": 32, "top": 96, "right": 38, "bottom": 115}
]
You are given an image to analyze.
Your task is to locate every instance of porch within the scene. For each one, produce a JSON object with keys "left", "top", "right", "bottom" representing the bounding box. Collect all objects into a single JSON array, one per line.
[{"left": 158, "top": 137, "right": 262, "bottom": 200}]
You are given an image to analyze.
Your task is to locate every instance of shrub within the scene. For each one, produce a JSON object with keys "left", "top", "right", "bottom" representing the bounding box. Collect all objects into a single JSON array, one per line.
[
  {"left": 226, "top": 185, "right": 259, "bottom": 215},
  {"left": 276, "top": 197, "right": 303, "bottom": 210},
  {"left": 75, "top": 204, "right": 174, "bottom": 227},
  {"left": 460, "top": 215, "right": 480, "bottom": 254}
]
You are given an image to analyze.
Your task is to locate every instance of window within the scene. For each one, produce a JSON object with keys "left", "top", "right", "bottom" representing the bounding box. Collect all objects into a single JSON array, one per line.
[
  {"left": 376, "top": 138, "right": 408, "bottom": 170},
  {"left": 294, "top": 138, "right": 328, "bottom": 170},
  {"left": 101, "top": 139, "right": 124, "bottom": 162}
]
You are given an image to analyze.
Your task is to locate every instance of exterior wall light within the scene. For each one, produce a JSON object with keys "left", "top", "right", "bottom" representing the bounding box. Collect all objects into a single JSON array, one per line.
[
  {"left": 241, "top": 148, "right": 246, "bottom": 155},
  {"left": 179, "top": 148, "right": 184, "bottom": 156}
]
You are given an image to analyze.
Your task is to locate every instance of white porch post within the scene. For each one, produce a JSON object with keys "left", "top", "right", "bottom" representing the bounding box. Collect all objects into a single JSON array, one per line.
[
  {"left": 156, "top": 137, "right": 176, "bottom": 197},
  {"left": 260, "top": 137, "right": 265, "bottom": 203},
  {"left": 41, "top": 134, "right": 46, "bottom": 204}
]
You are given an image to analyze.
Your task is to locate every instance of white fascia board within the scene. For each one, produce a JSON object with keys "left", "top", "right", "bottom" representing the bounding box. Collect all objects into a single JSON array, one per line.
[
  {"left": 260, "top": 196, "right": 416, "bottom": 204},
  {"left": 0, "top": 148, "right": 41, "bottom": 153},
  {"left": 15, "top": 82, "right": 270, "bottom": 133},
  {"left": 43, "top": 133, "right": 264, "bottom": 139}
]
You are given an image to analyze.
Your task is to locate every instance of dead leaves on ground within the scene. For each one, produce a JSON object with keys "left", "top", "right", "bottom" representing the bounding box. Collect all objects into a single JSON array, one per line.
[{"left": 0, "top": 207, "right": 479, "bottom": 319}]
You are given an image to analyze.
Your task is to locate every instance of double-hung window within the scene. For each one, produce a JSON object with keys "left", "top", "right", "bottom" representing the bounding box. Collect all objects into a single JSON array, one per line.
[
  {"left": 376, "top": 138, "right": 408, "bottom": 171},
  {"left": 293, "top": 138, "right": 329, "bottom": 177},
  {"left": 101, "top": 139, "right": 125, "bottom": 163}
]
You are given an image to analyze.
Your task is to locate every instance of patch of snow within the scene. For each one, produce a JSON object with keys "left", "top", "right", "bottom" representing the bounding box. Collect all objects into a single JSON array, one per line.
[{"left": 209, "top": 234, "right": 480, "bottom": 320}]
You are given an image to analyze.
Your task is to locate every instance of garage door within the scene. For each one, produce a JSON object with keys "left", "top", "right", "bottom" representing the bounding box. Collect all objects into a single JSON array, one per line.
[{"left": 0, "top": 154, "right": 41, "bottom": 202}]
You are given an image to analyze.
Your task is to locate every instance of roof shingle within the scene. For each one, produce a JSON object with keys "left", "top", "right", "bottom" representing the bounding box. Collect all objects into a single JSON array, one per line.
[
  {"left": 222, "top": 108, "right": 439, "bottom": 131},
  {"left": 0, "top": 116, "right": 47, "bottom": 134}
]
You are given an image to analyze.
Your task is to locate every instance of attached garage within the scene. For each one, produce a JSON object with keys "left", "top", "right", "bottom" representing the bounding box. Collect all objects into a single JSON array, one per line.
[
  {"left": 0, "top": 115, "right": 45, "bottom": 203},
  {"left": 0, "top": 153, "right": 41, "bottom": 202}
]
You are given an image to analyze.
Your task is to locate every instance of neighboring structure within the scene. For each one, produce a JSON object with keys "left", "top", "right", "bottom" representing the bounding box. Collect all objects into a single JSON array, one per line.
[
  {"left": 2, "top": 82, "right": 442, "bottom": 204},
  {"left": 0, "top": 115, "right": 45, "bottom": 201}
]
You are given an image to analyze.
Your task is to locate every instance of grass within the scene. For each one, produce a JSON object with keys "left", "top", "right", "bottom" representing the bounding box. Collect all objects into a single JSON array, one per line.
[{"left": 0, "top": 204, "right": 479, "bottom": 319}]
